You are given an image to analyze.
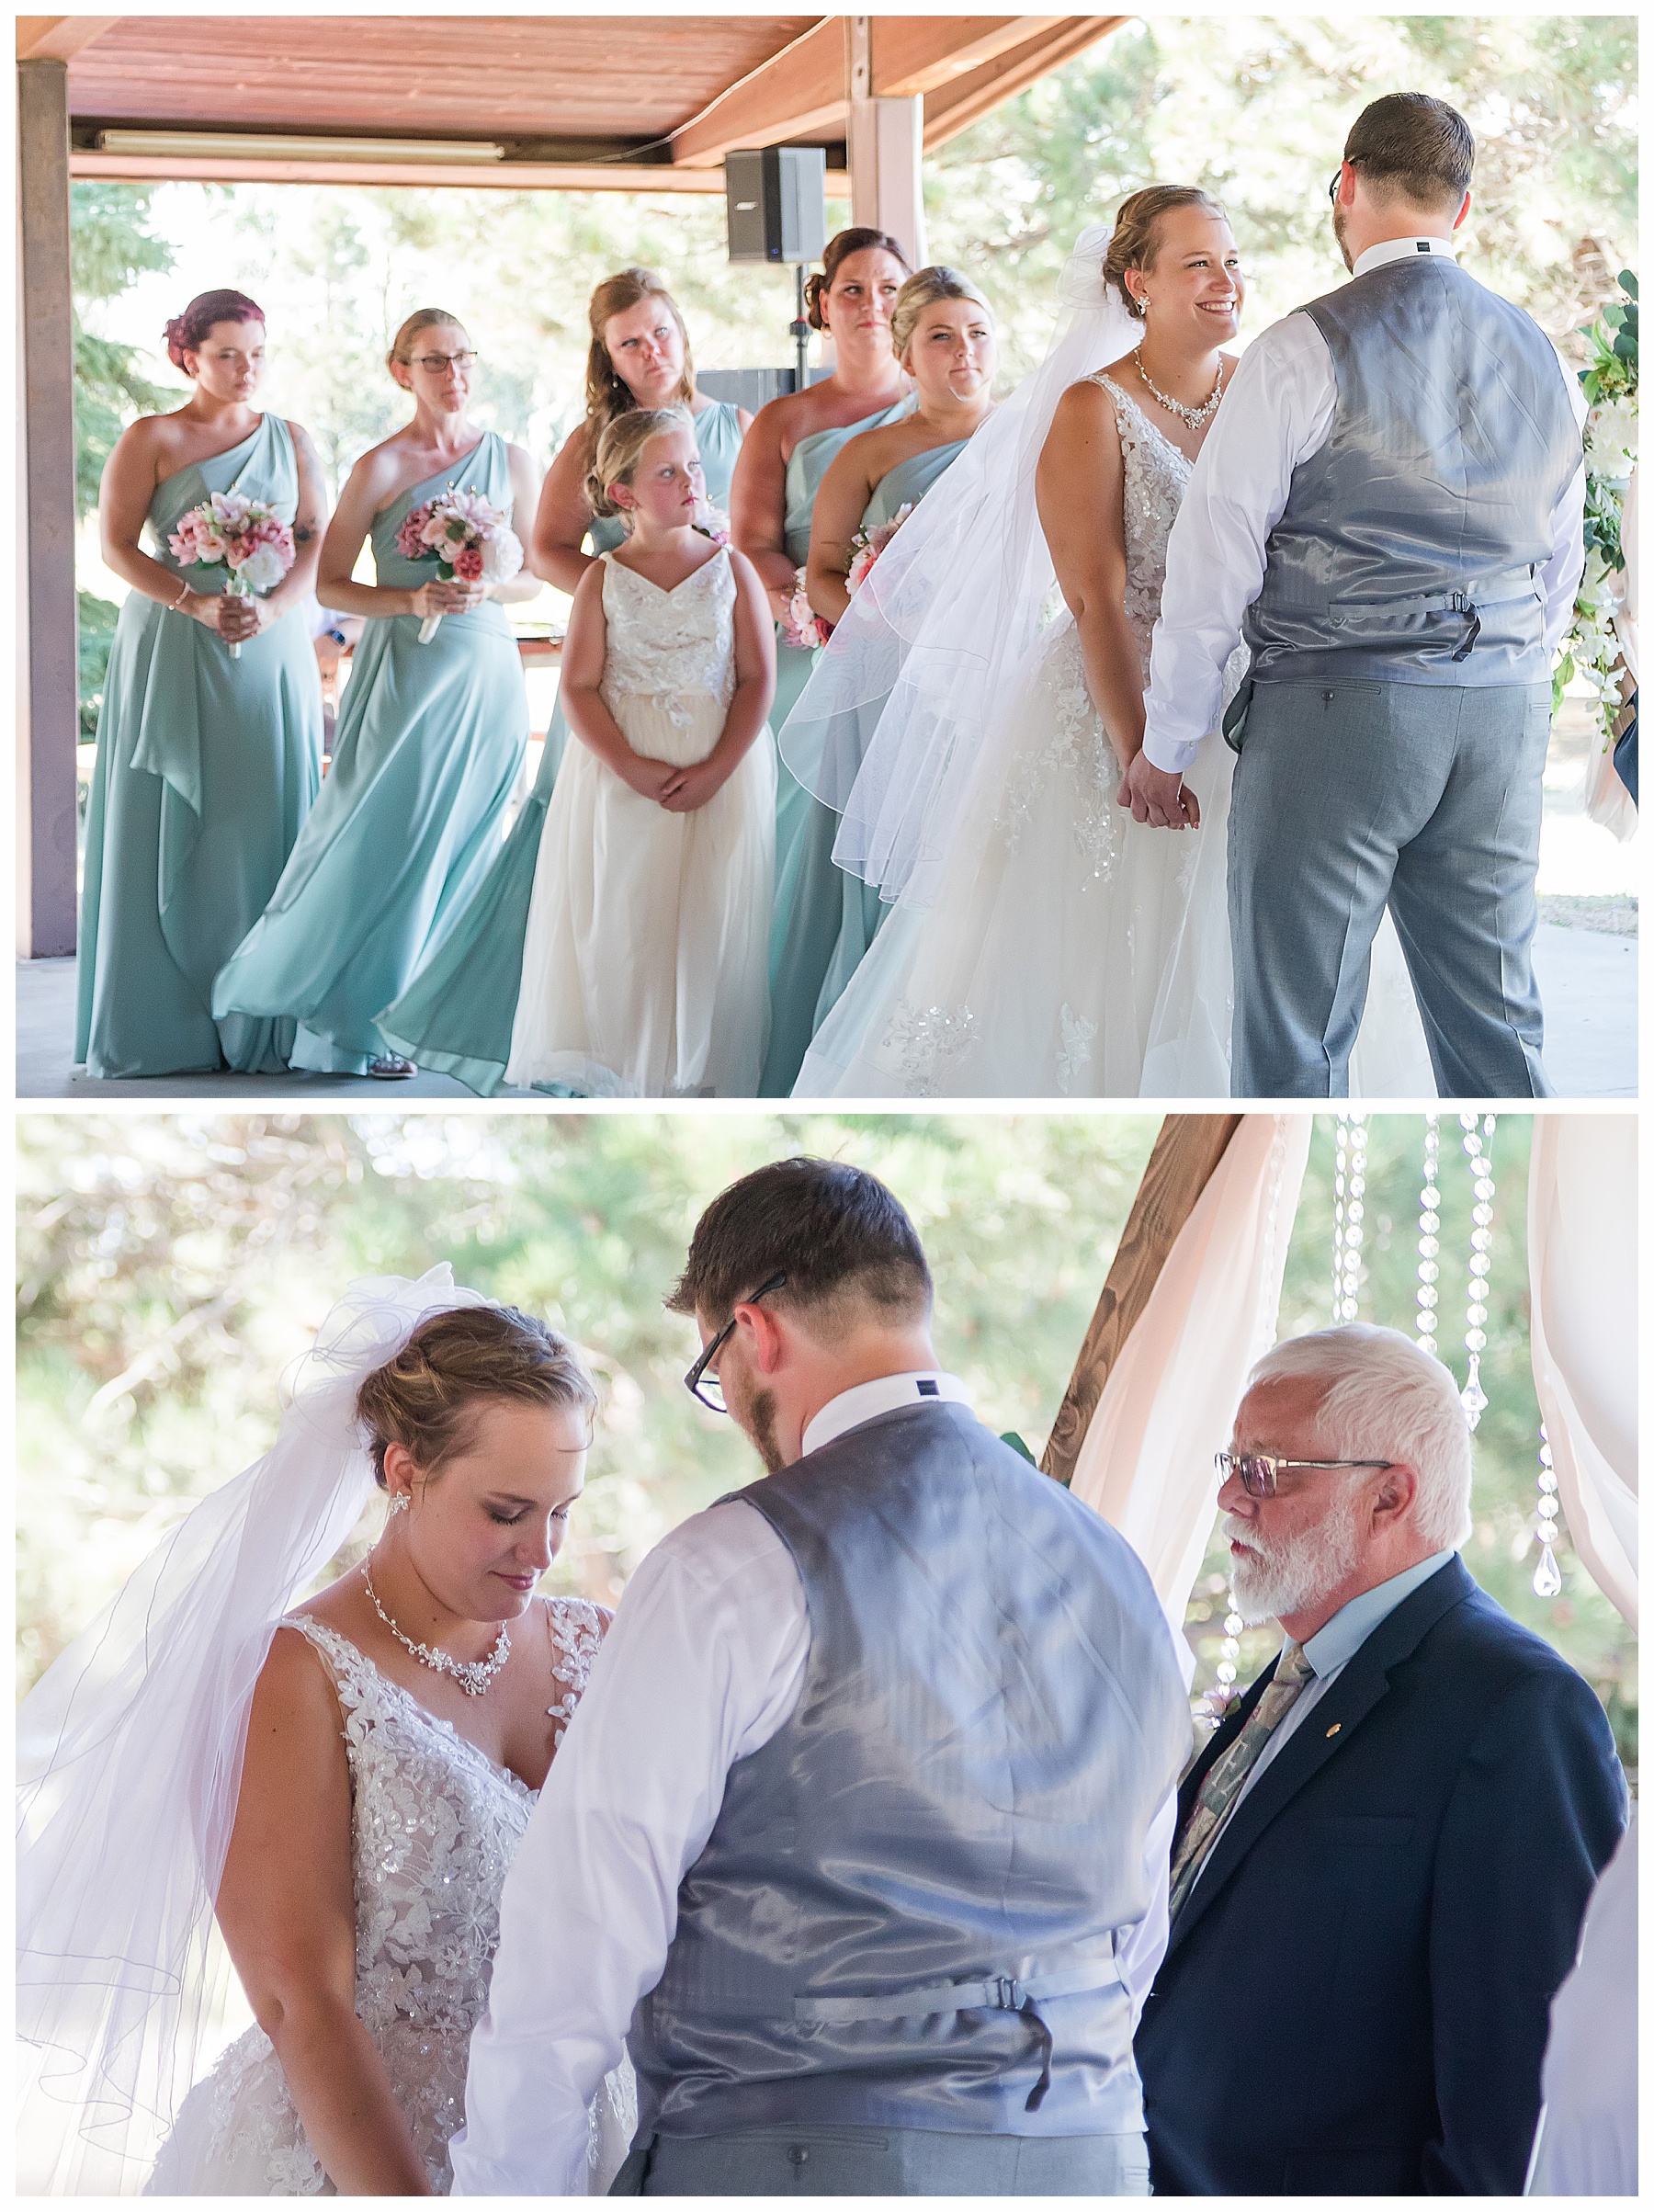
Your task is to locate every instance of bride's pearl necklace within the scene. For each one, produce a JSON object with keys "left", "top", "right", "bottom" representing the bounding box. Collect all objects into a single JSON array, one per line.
[
  {"left": 1133, "top": 346, "right": 1227, "bottom": 429},
  {"left": 363, "top": 1559, "right": 511, "bottom": 1697}
]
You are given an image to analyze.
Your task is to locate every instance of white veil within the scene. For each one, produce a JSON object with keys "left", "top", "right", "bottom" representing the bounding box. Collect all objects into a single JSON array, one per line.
[
  {"left": 776, "top": 224, "right": 1142, "bottom": 911},
  {"left": 17, "top": 1266, "right": 491, "bottom": 2195}
]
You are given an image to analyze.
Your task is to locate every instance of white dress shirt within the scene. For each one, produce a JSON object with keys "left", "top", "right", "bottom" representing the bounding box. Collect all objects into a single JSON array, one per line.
[
  {"left": 1190, "top": 1548, "right": 1456, "bottom": 1890},
  {"left": 452, "top": 1374, "right": 1175, "bottom": 2195},
  {"left": 1142, "top": 238, "right": 1590, "bottom": 773}
]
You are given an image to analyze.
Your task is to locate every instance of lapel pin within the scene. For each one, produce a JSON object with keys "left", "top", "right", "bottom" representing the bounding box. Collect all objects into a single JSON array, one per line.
[{"left": 1325, "top": 1722, "right": 1342, "bottom": 1737}]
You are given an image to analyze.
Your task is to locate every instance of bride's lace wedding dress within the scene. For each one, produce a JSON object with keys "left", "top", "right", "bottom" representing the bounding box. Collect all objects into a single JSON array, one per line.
[
  {"left": 146, "top": 1601, "right": 635, "bottom": 2195},
  {"left": 795, "top": 373, "right": 1434, "bottom": 1098}
]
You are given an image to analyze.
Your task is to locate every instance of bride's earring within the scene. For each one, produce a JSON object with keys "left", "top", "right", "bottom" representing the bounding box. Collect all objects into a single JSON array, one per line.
[{"left": 388, "top": 1492, "right": 410, "bottom": 1518}]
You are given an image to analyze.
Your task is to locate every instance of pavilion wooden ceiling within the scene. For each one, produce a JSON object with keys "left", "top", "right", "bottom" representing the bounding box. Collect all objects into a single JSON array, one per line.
[{"left": 22, "top": 14, "right": 1128, "bottom": 189}]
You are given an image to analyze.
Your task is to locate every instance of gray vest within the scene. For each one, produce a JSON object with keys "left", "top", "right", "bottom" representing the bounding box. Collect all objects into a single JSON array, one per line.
[
  {"left": 1243, "top": 255, "right": 1580, "bottom": 686},
  {"left": 627, "top": 1401, "right": 1190, "bottom": 2142}
]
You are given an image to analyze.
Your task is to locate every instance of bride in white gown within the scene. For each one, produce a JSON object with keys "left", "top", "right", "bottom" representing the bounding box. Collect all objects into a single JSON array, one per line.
[
  {"left": 17, "top": 1273, "right": 635, "bottom": 2195},
  {"left": 787, "top": 194, "right": 1433, "bottom": 1098}
]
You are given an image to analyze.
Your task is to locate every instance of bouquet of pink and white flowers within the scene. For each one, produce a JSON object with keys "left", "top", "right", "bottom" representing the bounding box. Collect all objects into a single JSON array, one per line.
[
  {"left": 167, "top": 491, "right": 296, "bottom": 658},
  {"left": 395, "top": 487, "right": 524, "bottom": 641},
  {"left": 845, "top": 502, "right": 913, "bottom": 596},
  {"left": 782, "top": 566, "right": 829, "bottom": 651}
]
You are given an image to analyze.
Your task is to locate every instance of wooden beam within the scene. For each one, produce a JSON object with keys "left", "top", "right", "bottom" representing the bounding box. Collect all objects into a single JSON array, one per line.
[
  {"left": 669, "top": 16, "right": 844, "bottom": 168},
  {"left": 18, "top": 57, "right": 80, "bottom": 958},
  {"left": 870, "top": 17, "right": 1060, "bottom": 97},
  {"left": 71, "top": 149, "right": 742, "bottom": 193},
  {"left": 923, "top": 16, "right": 1128, "bottom": 150},
  {"left": 17, "top": 17, "right": 118, "bottom": 62},
  {"left": 1042, "top": 1115, "right": 1243, "bottom": 1487}
]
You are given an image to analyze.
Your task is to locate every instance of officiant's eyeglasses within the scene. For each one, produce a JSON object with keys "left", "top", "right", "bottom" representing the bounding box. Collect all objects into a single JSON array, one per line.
[
  {"left": 685, "top": 1273, "right": 788, "bottom": 1412},
  {"left": 414, "top": 349, "right": 478, "bottom": 372},
  {"left": 1217, "top": 1450, "right": 1395, "bottom": 1500}
]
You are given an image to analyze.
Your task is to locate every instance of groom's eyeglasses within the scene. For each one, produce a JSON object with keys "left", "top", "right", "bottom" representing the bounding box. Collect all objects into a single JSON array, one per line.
[
  {"left": 1217, "top": 1450, "right": 1395, "bottom": 1500},
  {"left": 685, "top": 1273, "right": 788, "bottom": 1412}
]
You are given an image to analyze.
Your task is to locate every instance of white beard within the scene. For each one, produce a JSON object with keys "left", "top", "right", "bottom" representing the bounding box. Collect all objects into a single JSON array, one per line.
[{"left": 1225, "top": 1490, "right": 1364, "bottom": 1625}]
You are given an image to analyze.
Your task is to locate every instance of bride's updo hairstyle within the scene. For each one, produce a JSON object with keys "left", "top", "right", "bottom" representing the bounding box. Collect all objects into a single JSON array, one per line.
[
  {"left": 1104, "top": 187, "right": 1227, "bottom": 320},
  {"left": 585, "top": 268, "right": 696, "bottom": 431},
  {"left": 357, "top": 1305, "right": 597, "bottom": 1487},
  {"left": 888, "top": 266, "right": 992, "bottom": 360},
  {"left": 164, "top": 289, "right": 265, "bottom": 370},
  {"left": 804, "top": 226, "right": 911, "bottom": 330},
  {"left": 585, "top": 404, "right": 695, "bottom": 522},
  {"left": 387, "top": 307, "right": 468, "bottom": 378}
]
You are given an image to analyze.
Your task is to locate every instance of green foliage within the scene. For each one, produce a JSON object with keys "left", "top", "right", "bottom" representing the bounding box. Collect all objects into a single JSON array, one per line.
[
  {"left": 71, "top": 184, "right": 180, "bottom": 517},
  {"left": 17, "top": 1114, "right": 1634, "bottom": 1783},
  {"left": 75, "top": 590, "right": 119, "bottom": 741}
]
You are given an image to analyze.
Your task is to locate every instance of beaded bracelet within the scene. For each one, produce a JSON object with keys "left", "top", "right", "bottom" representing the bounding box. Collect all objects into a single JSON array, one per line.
[{"left": 170, "top": 575, "right": 191, "bottom": 610}]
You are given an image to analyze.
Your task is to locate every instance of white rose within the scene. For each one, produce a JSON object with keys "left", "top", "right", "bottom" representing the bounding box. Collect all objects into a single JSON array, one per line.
[
  {"left": 481, "top": 527, "right": 524, "bottom": 584},
  {"left": 1586, "top": 397, "right": 1637, "bottom": 479},
  {"left": 234, "top": 545, "right": 287, "bottom": 594}
]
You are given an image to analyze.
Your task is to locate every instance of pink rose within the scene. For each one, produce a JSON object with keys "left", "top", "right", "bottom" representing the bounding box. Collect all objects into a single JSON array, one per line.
[{"left": 452, "top": 544, "right": 484, "bottom": 582}]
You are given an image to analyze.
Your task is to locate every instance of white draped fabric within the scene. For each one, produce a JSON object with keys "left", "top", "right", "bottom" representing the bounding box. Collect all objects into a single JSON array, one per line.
[
  {"left": 1069, "top": 1115, "right": 1311, "bottom": 1625},
  {"left": 1524, "top": 1807, "right": 1638, "bottom": 2197},
  {"left": 1526, "top": 1115, "right": 1638, "bottom": 1630}
]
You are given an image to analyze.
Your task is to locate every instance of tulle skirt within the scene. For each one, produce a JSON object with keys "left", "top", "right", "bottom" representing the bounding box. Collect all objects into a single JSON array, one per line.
[{"left": 506, "top": 694, "right": 776, "bottom": 1097}]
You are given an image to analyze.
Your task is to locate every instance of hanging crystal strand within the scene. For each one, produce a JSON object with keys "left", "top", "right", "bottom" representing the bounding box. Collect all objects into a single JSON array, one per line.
[
  {"left": 1416, "top": 1116, "right": 1441, "bottom": 1358},
  {"left": 1458, "top": 1112, "right": 1497, "bottom": 1427},
  {"left": 1332, "top": 1114, "right": 1367, "bottom": 1322},
  {"left": 1331, "top": 1116, "right": 1350, "bottom": 1320},
  {"left": 1533, "top": 1424, "right": 1564, "bottom": 1597},
  {"left": 1210, "top": 1598, "right": 1245, "bottom": 1726}
]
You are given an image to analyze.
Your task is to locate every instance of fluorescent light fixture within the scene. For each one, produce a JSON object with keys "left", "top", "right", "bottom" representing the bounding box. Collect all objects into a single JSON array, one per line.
[{"left": 95, "top": 130, "right": 507, "bottom": 164}]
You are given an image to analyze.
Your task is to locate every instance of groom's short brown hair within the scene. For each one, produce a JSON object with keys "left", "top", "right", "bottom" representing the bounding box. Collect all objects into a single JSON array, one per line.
[
  {"left": 668, "top": 1157, "right": 933, "bottom": 1328},
  {"left": 1344, "top": 94, "right": 1474, "bottom": 213}
]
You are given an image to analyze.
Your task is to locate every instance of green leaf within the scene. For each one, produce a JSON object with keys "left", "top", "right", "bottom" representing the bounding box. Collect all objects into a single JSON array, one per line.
[
  {"left": 999, "top": 1429, "right": 1037, "bottom": 1465},
  {"left": 1619, "top": 270, "right": 1638, "bottom": 301}
]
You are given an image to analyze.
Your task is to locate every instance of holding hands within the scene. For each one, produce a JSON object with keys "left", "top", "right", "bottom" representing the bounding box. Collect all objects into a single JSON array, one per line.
[{"left": 1124, "top": 749, "right": 1200, "bottom": 829}]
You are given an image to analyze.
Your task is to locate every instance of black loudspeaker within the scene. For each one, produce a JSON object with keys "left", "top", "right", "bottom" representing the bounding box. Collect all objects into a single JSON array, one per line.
[{"left": 725, "top": 147, "right": 827, "bottom": 266}]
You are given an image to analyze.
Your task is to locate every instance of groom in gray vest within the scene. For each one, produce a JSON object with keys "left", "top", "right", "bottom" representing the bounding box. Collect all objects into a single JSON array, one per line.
[
  {"left": 452, "top": 1158, "right": 1189, "bottom": 2196},
  {"left": 1130, "top": 94, "right": 1587, "bottom": 1097}
]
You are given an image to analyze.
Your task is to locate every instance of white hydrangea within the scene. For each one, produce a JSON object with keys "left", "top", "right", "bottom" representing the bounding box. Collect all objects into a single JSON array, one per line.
[
  {"left": 480, "top": 527, "right": 525, "bottom": 584},
  {"left": 234, "top": 545, "right": 288, "bottom": 594}
]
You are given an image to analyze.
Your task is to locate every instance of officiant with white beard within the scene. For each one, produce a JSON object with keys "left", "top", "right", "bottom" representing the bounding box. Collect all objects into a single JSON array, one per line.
[
  {"left": 1128, "top": 94, "right": 1589, "bottom": 1100},
  {"left": 1134, "top": 1324, "right": 1626, "bottom": 2196},
  {"left": 451, "top": 1157, "right": 1190, "bottom": 2196}
]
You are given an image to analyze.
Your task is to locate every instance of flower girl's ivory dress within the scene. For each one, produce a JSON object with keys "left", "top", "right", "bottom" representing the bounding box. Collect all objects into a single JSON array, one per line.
[
  {"left": 146, "top": 1604, "right": 634, "bottom": 2195},
  {"left": 507, "top": 545, "right": 776, "bottom": 1096}
]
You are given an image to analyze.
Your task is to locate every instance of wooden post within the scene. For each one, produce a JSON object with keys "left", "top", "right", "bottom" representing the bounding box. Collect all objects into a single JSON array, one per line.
[
  {"left": 846, "top": 17, "right": 927, "bottom": 267},
  {"left": 18, "top": 54, "right": 79, "bottom": 958},
  {"left": 1042, "top": 1114, "right": 1243, "bottom": 1487}
]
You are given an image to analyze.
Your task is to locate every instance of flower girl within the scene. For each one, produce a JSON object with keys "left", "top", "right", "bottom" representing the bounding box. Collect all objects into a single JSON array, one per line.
[{"left": 505, "top": 409, "right": 776, "bottom": 1096}]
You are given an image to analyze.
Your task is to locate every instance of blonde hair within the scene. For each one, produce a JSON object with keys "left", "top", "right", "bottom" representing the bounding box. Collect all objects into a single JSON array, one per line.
[
  {"left": 386, "top": 308, "right": 468, "bottom": 376},
  {"left": 584, "top": 405, "right": 695, "bottom": 521},
  {"left": 584, "top": 268, "right": 695, "bottom": 432},
  {"left": 889, "top": 266, "right": 992, "bottom": 360},
  {"left": 356, "top": 1305, "right": 597, "bottom": 1487},
  {"left": 1103, "top": 187, "right": 1227, "bottom": 320}
]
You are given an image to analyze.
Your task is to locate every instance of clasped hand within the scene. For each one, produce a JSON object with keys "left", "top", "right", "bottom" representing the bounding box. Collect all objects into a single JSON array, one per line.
[
  {"left": 1122, "top": 748, "right": 1201, "bottom": 830},
  {"left": 410, "top": 576, "right": 487, "bottom": 620},
  {"left": 198, "top": 591, "right": 274, "bottom": 643},
  {"left": 625, "top": 754, "right": 728, "bottom": 814}
]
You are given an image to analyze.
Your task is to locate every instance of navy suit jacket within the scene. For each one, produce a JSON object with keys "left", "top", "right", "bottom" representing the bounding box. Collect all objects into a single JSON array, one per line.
[{"left": 1136, "top": 1557, "right": 1626, "bottom": 2195}]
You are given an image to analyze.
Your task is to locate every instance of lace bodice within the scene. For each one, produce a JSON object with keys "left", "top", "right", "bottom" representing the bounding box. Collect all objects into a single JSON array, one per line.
[
  {"left": 149, "top": 1597, "right": 615, "bottom": 2195},
  {"left": 1089, "top": 373, "right": 1192, "bottom": 678},
  {"left": 599, "top": 547, "right": 737, "bottom": 731}
]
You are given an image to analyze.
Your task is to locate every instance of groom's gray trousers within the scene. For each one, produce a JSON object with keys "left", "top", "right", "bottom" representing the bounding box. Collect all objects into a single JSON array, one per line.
[
  {"left": 609, "top": 2123, "right": 1151, "bottom": 2195},
  {"left": 1226, "top": 676, "right": 1555, "bottom": 1098}
]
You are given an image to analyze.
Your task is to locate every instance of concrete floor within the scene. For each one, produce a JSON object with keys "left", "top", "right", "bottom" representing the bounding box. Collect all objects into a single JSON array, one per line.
[{"left": 18, "top": 920, "right": 1636, "bottom": 1099}]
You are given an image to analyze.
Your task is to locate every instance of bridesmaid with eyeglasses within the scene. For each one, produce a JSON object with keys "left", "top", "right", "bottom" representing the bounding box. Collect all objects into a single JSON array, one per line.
[
  {"left": 212, "top": 309, "right": 540, "bottom": 1078},
  {"left": 76, "top": 289, "right": 326, "bottom": 1078},
  {"left": 379, "top": 268, "right": 751, "bottom": 1095}
]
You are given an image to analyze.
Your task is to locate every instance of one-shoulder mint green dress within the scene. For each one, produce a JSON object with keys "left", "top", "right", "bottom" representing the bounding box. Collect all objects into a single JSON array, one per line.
[
  {"left": 377, "top": 401, "right": 745, "bottom": 1094},
  {"left": 212, "top": 431, "right": 527, "bottom": 1073},
  {"left": 75, "top": 414, "right": 323, "bottom": 1077},
  {"left": 763, "top": 426, "right": 968, "bottom": 1095}
]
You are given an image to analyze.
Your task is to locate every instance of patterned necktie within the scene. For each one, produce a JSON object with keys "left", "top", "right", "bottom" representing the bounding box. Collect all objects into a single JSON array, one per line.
[{"left": 1167, "top": 1639, "right": 1317, "bottom": 1925}]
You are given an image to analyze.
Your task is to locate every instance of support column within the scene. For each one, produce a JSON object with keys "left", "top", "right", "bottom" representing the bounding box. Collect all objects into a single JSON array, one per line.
[
  {"left": 18, "top": 56, "right": 79, "bottom": 958},
  {"left": 846, "top": 17, "right": 926, "bottom": 268}
]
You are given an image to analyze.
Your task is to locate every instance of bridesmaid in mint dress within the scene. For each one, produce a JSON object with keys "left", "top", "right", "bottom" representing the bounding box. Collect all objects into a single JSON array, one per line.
[
  {"left": 212, "top": 310, "right": 541, "bottom": 1076},
  {"left": 729, "top": 227, "right": 915, "bottom": 1094},
  {"left": 766, "top": 267, "right": 998, "bottom": 1091},
  {"left": 377, "top": 270, "right": 748, "bottom": 1092},
  {"left": 76, "top": 289, "right": 326, "bottom": 1077}
]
